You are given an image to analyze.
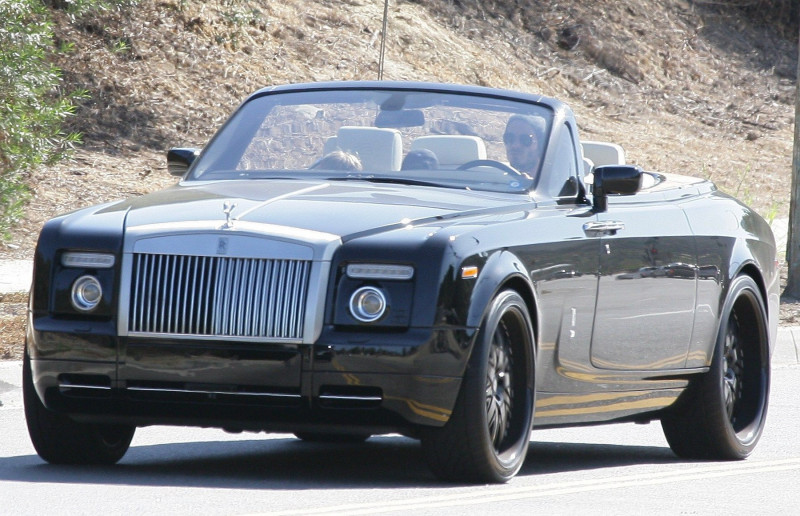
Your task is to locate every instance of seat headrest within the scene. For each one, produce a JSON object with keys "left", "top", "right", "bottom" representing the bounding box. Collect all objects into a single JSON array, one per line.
[
  {"left": 581, "top": 141, "right": 626, "bottom": 166},
  {"left": 336, "top": 126, "right": 403, "bottom": 171},
  {"left": 410, "top": 135, "right": 487, "bottom": 167}
]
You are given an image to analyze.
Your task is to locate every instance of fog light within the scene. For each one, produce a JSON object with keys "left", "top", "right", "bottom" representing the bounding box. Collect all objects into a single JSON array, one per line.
[
  {"left": 349, "top": 286, "right": 387, "bottom": 323},
  {"left": 71, "top": 275, "right": 103, "bottom": 312}
]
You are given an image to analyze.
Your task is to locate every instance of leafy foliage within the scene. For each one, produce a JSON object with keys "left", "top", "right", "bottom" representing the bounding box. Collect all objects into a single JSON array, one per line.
[
  {"left": 0, "top": 1, "right": 71, "bottom": 237},
  {"left": 0, "top": 0, "right": 134, "bottom": 238},
  {"left": 43, "top": 0, "right": 137, "bottom": 16}
]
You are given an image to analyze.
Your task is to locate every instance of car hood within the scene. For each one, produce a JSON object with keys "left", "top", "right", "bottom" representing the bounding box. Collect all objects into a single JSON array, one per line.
[{"left": 103, "top": 179, "right": 533, "bottom": 241}]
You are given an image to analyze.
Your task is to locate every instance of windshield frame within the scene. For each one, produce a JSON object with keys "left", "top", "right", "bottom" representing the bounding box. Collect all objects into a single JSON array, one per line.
[{"left": 185, "top": 83, "right": 558, "bottom": 195}]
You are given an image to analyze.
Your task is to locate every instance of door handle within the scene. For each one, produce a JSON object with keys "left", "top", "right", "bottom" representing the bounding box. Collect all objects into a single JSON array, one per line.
[{"left": 583, "top": 221, "right": 625, "bottom": 236}]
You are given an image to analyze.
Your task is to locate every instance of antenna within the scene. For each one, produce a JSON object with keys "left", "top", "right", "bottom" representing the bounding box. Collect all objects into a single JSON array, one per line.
[{"left": 378, "top": 0, "right": 389, "bottom": 80}]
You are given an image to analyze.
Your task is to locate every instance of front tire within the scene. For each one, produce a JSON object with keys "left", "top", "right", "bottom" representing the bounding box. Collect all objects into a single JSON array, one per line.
[
  {"left": 421, "top": 290, "right": 535, "bottom": 483},
  {"left": 661, "top": 275, "right": 770, "bottom": 459},
  {"left": 23, "top": 351, "right": 135, "bottom": 465}
]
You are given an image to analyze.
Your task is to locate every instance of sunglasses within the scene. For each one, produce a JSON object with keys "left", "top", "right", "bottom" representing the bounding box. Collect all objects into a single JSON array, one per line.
[{"left": 503, "top": 132, "right": 536, "bottom": 147}]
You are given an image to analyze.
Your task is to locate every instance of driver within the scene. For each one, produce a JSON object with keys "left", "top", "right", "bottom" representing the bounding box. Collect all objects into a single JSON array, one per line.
[{"left": 503, "top": 114, "right": 546, "bottom": 175}]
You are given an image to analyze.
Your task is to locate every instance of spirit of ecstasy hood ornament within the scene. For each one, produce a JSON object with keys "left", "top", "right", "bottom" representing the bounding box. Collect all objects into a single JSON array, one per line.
[{"left": 222, "top": 200, "right": 237, "bottom": 229}]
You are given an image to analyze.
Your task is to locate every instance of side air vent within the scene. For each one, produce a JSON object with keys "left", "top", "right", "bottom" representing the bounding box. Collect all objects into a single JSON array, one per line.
[
  {"left": 318, "top": 386, "right": 383, "bottom": 409},
  {"left": 58, "top": 374, "right": 112, "bottom": 398}
]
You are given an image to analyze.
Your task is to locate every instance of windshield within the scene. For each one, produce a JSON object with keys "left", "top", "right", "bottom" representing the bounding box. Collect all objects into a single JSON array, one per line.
[{"left": 188, "top": 88, "right": 553, "bottom": 194}]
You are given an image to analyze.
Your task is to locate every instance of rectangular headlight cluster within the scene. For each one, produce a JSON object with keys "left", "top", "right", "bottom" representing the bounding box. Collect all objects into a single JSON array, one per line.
[
  {"left": 61, "top": 252, "right": 116, "bottom": 269},
  {"left": 346, "top": 263, "right": 414, "bottom": 280}
]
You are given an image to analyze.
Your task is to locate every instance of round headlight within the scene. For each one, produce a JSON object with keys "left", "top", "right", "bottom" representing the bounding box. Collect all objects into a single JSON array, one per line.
[
  {"left": 349, "top": 286, "right": 387, "bottom": 323},
  {"left": 71, "top": 275, "right": 103, "bottom": 312}
]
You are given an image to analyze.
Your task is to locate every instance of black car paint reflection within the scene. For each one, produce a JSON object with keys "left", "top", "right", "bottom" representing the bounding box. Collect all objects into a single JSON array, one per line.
[{"left": 24, "top": 81, "right": 778, "bottom": 483}]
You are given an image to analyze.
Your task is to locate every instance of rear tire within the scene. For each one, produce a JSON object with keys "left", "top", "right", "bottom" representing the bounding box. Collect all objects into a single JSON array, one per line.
[
  {"left": 23, "top": 351, "right": 135, "bottom": 465},
  {"left": 421, "top": 290, "right": 535, "bottom": 483},
  {"left": 661, "top": 275, "right": 770, "bottom": 459}
]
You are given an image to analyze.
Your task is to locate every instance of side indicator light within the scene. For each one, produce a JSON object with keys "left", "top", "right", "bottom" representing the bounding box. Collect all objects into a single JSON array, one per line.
[{"left": 461, "top": 266, "right": 479, "bottom": 279}]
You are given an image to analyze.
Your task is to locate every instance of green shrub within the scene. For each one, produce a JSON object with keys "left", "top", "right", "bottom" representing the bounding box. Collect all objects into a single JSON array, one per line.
[
  {"left": 43, "top": 0, "right": 136, "bottom": 16},
  {"left": 0, "top": 0, "right": 81, "bottom": 238},
  {"left": 0, "top": 0, "right": 135, "bottom": 239}
]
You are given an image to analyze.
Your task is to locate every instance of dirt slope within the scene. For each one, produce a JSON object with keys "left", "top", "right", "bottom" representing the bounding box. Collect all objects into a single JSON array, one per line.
[
  {"left": 7, "top": 0, "right": 795, "bottom": 261},
  {"left": 0, "top": 0, "right": 797, "bottom": 358}
]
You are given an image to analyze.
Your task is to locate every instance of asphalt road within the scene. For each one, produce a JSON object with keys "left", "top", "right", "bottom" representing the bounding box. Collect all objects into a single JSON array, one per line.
[{"left": 1, "top": 360, "right": 799, "bottom": 515}]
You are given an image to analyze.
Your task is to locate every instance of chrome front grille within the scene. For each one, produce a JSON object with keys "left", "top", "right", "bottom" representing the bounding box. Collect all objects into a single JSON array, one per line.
[{"left": 128, "top": 253, "right": 311, "bottom": 339}]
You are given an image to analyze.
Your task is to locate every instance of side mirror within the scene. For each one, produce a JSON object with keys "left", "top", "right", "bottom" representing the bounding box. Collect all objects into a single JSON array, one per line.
[
  {"left": 167, "top": 148, "right": 200, "bottom": 177},
  {"left": 592, "top": 165, "right": 643, "bottom": 212}
]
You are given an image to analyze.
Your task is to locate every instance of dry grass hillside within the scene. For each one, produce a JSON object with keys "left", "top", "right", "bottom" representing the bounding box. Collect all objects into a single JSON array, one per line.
[{"left": 0, "top": 0, "right": 797, "bottom": 358}]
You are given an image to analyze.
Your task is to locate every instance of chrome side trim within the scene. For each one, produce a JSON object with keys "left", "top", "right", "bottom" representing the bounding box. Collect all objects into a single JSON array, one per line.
[
  {"left": 319, "top": 394, "right": 383, "bottom": 402},
  {"left": 59, "top": 384, "right": 112, "bottom": 392},
  {"left": 126, "top": 386, "right": 301, "bottom": 399}
]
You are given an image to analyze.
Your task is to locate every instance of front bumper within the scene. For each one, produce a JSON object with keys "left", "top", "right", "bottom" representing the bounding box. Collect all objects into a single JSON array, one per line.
[{"left": 27, "top": 315, "right": 473, "bottom": 432}]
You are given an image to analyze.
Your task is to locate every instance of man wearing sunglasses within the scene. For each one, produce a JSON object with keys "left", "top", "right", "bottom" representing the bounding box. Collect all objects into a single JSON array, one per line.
[{"left": 503, "top": 114, "right": 546, "bottom": 175}]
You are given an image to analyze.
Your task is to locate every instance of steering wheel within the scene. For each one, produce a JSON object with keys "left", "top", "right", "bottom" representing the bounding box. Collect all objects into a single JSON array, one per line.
[{"left": 456, "top": 159, "right": 524, "bottom": 177}]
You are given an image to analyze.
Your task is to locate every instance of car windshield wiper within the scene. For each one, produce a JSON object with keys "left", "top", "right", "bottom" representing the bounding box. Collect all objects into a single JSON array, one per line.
[{"left": 328, "top": 175, "right": 447, "bottom": 188}]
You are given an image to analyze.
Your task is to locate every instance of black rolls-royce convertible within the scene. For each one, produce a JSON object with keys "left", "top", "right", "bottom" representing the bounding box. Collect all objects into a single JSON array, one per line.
[{"left": 24, "top": 81, "right": 778, "bottom": 483}]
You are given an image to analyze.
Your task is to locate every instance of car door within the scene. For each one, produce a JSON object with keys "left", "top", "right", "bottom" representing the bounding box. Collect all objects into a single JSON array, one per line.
[
  {"left": 527, "top": 121, "right": 602, "bottom": 391},
  {"left": 589, "top": 199, "right": 697, "bottom": 371}
]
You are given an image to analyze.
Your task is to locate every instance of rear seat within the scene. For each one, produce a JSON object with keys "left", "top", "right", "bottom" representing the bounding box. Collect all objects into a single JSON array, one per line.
[
  {"left": 581, "top": 141, "right": 626, "bottom": 167},
  {"left": 409, "top": 135, "right": 487, "bottom": 169},
  {"left": 581, "top": 141, "right": 627, "bottom": 187}
]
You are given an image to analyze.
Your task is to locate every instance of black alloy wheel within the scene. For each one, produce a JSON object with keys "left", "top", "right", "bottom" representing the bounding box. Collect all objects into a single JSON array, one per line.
[
  {"left": 421, "top": 290, "right": 535, "bottom": 483},
  {"left": 486, "top": 320, "right": 515, "bottom": 449},
  {"left": 722, "top": 313, "right": 745, "bottom": 423},
  {"left": 661, "top": 275, "right": 770, "bottom": 459}
]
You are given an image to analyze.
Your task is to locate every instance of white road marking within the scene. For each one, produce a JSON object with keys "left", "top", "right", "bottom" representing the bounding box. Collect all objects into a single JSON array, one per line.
[{"left": 244, "top": 458, "right": 800, "bottom": 515}]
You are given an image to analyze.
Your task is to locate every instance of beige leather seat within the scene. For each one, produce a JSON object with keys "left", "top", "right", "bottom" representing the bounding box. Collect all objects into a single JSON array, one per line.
[
  {"left": 335, "top": 126, "right": 403, "bottom": 171},
  {"left": 409, "top": 135, "right": 487, "bottom": 169},
  {"left": 581, "top": 141, "right": 626, "bottom": 166}
]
